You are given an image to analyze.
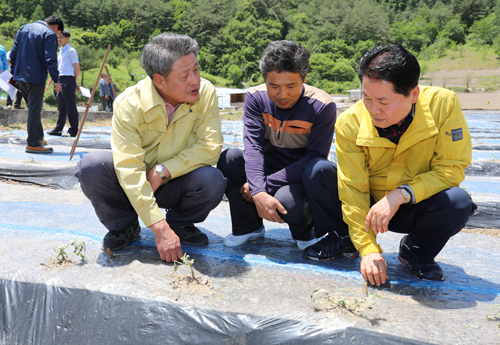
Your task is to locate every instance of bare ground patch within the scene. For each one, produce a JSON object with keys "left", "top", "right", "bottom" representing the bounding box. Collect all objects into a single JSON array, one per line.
[{"left": 462, "top": 228, "right": 500, "bottom": 237}]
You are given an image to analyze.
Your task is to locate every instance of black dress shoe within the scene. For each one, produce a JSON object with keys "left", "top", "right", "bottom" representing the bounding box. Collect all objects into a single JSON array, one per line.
[{"left": 47, "top": 130, "right": 62, "bottom": 136}]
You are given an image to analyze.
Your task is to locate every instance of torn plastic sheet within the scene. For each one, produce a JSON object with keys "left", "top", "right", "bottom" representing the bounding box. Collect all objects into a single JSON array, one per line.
[
  {"left": 465, "top": 161, "right": 500, "bottom": 176},
  {"left": 467, "top": 201, "right": 500, "bottom": 228},
  {"left": 0, "top": 163, "right": 78, "bottom": 189},
  {"left": 474, "top": 145, "right": 500, "bottom": 151},
  {"left": 0, "top": 135, "right": 111, "bottom": 149},
  {"left": 0, "top": 279, "right": 433, "bottom": 345}
]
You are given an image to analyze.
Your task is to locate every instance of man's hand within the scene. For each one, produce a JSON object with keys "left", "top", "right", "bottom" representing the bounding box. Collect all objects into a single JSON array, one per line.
[
  {"left": 239, "top": 182, "right": 253, "bottom": 202},
  {"left": 252, "top": 191, "right": 287, "bottom": 223},
  {"left": 105, "top": 95, "right": 109, "bottom": 100},
  {"left": 76, "top": 83, "right": 81, "bottom": 91},
  {"left": 150, "top": 219, "right": 183, "bottom": 262},
  {"left": 361, "top": 252, "right": 388, "bottom": 286},
  {"left": 54, "top": 82, "right": 61, "bottom": 93},
  {"left": 146, "top": 164, "right": 171, "bottom": 193},
  {"left": 365, "top": 188, "right": 406, "bottom": 234}
]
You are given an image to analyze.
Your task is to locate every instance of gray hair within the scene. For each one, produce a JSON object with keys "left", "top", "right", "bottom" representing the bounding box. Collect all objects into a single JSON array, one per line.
[
  {"left": 141, "top": 33, "right": 200, "bottom": 79},
  {"left": 259, "top": 40, "right": 310, "bottom": 81}
]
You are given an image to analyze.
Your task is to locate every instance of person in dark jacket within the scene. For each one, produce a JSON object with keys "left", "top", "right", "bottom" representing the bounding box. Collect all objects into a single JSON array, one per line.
[
  {"left": 10, "top": 15, "right": 64, "bottom": 154},
  {"left": 217, "top": 40, "right": 339, "bottom": 251}
]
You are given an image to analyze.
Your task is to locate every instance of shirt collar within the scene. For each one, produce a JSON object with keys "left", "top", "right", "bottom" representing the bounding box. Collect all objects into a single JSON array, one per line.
[{"left": 60, "top": 44, "right": 70, "bottom": 52}]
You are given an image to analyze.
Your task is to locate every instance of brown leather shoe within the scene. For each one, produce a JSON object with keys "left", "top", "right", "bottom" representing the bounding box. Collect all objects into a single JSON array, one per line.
[
  {"left": 40, "top": 139, "right": 48, "bottom": 146},
  {"left": 14, "top": 105, "right": 24, "bottom": 109},
  {"left": 25, "top": 145, "right": 53, "bottom": 154}
]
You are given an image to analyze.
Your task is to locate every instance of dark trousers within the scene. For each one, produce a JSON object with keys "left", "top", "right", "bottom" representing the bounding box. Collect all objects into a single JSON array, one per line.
[
  {"left": 100, "top": 97, "right": 108, "bottom": 112},
  {"left": 74, "top": 151, "right": 226, "bottom": 231},
  {"left": 54, "top": 76, "right": 79, "bottom": 136},
  {"left": 217, "top": 148, "right": 313, "bottom": 241},
  {"left": 17, "top": 81, "right": 45, "bottom": 147},
  {"left": 108, "top": 99, "right": 114, "bottom": 112},
  {"left": 6, "top": 91, "right": 22, "bottom": 107},
  {"left": 303, "top": 158, "right": 475, "bottom": 263}
]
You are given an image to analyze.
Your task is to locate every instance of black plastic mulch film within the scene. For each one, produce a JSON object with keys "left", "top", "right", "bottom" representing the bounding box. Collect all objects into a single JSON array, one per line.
[{"left": 0, "top": 280, "right": 434, "bottom": 345}]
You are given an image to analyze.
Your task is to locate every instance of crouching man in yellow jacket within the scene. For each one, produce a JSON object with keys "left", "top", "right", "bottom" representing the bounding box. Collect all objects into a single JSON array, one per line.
[
  {"left": 302, "top": 44, "right": 476, "bottom": 283},
  {"left": 75, "top": 33, "right": 225, "bottom": 262}
]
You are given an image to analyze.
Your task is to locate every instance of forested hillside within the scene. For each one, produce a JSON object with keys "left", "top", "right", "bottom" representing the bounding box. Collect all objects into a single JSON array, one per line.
[{"left": 1, "top": 0, "right": 499, "bottom": 94}]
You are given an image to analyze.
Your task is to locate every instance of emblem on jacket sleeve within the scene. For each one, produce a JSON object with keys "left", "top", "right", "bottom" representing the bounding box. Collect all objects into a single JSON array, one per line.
[{"left": 451, "top": 128, "right": 463, "bottom": 142}]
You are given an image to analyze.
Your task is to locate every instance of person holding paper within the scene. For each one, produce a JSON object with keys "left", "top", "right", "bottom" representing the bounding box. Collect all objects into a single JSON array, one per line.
[
  {"left": 80, "top": 86, "right": 91, "bottom": 98},
  {"left": 46, "top": 29, "right": 80, "bottom": 137},
  {"left": 5, "top": 51, "right": 24, "bottom": 109},
  {"left": 0, "top": 45, "right": 8, "bottom": 109},
  {"left": 10, "top": 15, "right": 64, "bottom": 154}
]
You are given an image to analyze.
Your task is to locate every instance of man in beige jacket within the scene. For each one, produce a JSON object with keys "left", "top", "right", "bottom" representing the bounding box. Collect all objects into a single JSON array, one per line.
[{"left": 75, "top": 33, "right": 225, "bottom": 262}]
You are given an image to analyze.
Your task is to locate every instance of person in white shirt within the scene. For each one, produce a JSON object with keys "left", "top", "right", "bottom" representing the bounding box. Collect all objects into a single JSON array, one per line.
[{"left": 46, "top": 29, "right": 80, "bottom": 137}]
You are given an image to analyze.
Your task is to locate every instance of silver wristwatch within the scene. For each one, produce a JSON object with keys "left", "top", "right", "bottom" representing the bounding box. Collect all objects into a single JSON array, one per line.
[
  {"left": 398, "top": 187, "right": 411, "bottom": 204},
  {"left": 156, "top": 164, "right": 166, "bottom": 180}
]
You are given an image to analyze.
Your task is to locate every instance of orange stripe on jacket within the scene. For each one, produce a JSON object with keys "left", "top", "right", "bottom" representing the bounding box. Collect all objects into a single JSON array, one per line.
[{"left": 262, "top": 113, "right": 313, "bottom": 134}]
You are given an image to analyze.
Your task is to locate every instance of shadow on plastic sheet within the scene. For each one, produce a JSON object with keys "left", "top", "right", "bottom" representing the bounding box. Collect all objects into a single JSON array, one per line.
[
  {"left": 96, "top": 226, "right": 253, "bottom": 279},
  {"left": 0, "top": 279, "right": 436, "bottom": 345},
  {"left": 111, "top": 226, "right": 500, "bottom": 308},
  {"left": 369, "top": 252, "right": 500, "bottom": 309}
]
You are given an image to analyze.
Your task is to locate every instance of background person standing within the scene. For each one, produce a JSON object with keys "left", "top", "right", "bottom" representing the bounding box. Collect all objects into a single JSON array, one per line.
[
  {"left": 99, "top": 75, "right": 111, "bottom": 111},
  {"left": 47, "top": 29, "right": 80, "bottom": 137},
  {"left": 10, "top": 15, "right": 63, "bottom": 154},
  {"left": 106, "top": 78, "right": 117, "bottom": 112}
]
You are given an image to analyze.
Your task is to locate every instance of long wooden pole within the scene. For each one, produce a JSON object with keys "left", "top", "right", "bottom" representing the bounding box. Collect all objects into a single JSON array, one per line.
[
  {"left": 104, "top": 65, "right": 118, "bottom": 99},
  {"left": 69, "top": 45, "right": 112, "bottom": 160}
]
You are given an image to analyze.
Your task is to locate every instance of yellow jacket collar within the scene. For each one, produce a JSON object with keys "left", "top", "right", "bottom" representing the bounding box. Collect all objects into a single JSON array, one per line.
[
  {"left": 355, "top": 95, "right": 439, "bottom": 152},
  {"left": 138, "top": 77, "right": 165, "bottom": 113}
]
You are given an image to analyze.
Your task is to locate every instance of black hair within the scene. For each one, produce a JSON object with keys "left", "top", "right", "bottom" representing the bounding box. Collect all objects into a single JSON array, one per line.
[
  {"left": 356, "top": 44, "right": 420, "bottom": 97},
  {"left": 62, "top": 29, "right": 70, "bottom": 38},
  {"left": 259, "top": 40, "right": 310, "bottom": 81},
  {"left": 44, "top": 15, "right": 64, "bottom": 32}
]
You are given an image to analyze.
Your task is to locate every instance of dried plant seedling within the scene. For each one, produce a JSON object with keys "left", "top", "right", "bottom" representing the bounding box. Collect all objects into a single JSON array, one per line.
[
  {"left": 311, "top": 288, "right": 380, "bottom": 313},
  {"left": 486, "top": 304, "right": 500, "bottom": 328},
  {"left": 170, "top": 253, "right": 195, "bottom": 279},
  {"left": 54, "top": 243, "right": 70, "bottom": 263}
]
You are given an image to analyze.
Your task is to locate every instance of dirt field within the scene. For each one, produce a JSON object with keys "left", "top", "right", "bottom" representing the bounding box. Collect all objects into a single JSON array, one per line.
[
  {"left": 421, "top": 67, "right": 500, "bottom": 110},
  {"left": 455, "top": 91, "right": 500, "bottom": 110}
]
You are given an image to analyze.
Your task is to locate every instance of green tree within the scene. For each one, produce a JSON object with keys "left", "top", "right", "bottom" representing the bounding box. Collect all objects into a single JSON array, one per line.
[
  {"left": 0, "top": 16, "right": 28, "bottom": 38},
  {"left": 440, "top": 15, "right": 465, "bottom": 43},
  {"left": 0, "top": 2, "right": 15, "bottom": 23},
  {"left": 78, "top": 45, "right": 99, "bottom": 86},
  {"left": 97, "top": 22, "right": 122, "bottom": 48},
  {"left": 468, "top": 13, "right": 499, "bottom": 44},
  {"left": 228, "top": 64, "right": 243, "bottom": 87},
  {"left": 451, "top": 0, "right": 497, "bottom": 28},
  {"left": 30, "top": 4, "right": 44, "bottom": 23},
  {"left": 219, "top": 0, "right": 283, "bottom": 80}
]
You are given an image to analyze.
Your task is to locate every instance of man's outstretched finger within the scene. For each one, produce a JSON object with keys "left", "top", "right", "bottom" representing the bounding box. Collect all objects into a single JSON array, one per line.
[
  {"left": 371, "top": 266, "right": 382, "bottom": 286},
  {"left": 364, "top": 265, "right": 375, "bottom": 286},
  {"left": 377, "top": 262, "right": 388, "bottom": 284}
]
